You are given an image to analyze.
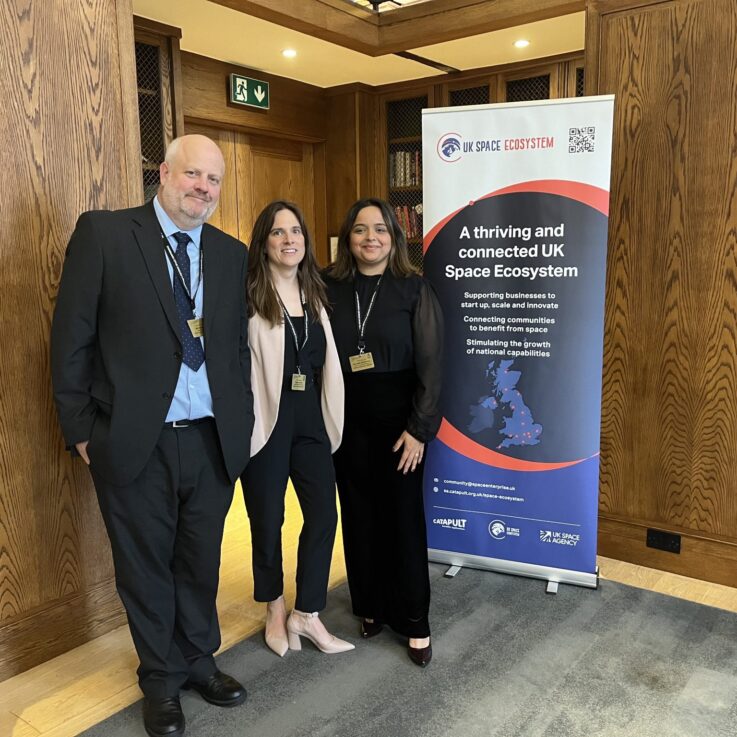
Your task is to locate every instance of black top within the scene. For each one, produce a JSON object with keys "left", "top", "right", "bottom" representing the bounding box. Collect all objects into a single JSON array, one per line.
[
  {"left": 283, "top": 314, "right": 326, "bottom": 390},
  {"left": 325, "top": 269, "right": 443, "bottom": 442}
]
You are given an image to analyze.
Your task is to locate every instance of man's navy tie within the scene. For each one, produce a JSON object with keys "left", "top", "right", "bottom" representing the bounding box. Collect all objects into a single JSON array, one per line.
[{"left": 172, "top": 231, "right": 205, "bottom": 371}]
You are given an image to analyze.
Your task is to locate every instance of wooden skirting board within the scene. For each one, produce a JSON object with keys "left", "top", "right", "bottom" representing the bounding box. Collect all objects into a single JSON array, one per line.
[
  {"left": 599, "top": 515, "right": 737, "bottom": 589},
  {"left": 0, "top": 579, "right": 126, "bottom": 682}
]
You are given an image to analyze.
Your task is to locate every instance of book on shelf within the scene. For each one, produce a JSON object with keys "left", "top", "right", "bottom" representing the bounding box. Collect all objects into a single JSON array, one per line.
[
  {"left": 393, "top": 204, "right": 422, "bottom": 240},
  {"left": 389, "top": 149, "right": 422, "bottom": 188}
]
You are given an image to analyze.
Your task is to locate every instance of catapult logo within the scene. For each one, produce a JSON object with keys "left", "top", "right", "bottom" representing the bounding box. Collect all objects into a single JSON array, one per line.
[
  {"left": 437, "top": 132, "right": 463, "bottom": 163},
  {"left": 433, "top": 517, "right": 467, "bottom": 531},
  {"left": 489, "top": 519, "right": 521, "bottom": 540}
]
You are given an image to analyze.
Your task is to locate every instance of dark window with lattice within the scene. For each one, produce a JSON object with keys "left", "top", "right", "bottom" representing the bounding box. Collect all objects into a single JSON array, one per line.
[
  {"left": 576, "top": 67, "right": 585, "bottom": 97},
  {"left": 506, "top": 74, "right": 550, "bottom": 103},
  {"left": 135, "top": 42, "right": 165, "bottom": 202},
  {"left": 449, "top": 85, "right": 489, "bottom": 107},
  {"left": 387, "top": 96, "right": 426, "bottom": 271}
]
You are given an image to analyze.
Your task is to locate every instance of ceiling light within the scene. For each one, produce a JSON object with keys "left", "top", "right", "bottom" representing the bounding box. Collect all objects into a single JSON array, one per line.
[
  {"left": 282, "top": 49, "right": 297, "bottom": 58},
  {"left": 514, "top": 39, "right": 530, "bottom": 49}
]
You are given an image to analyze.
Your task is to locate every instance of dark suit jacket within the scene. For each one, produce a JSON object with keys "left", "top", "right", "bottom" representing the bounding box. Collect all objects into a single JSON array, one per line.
[{"left": 51, "top": 202, "right": 254, "bottom": 486}]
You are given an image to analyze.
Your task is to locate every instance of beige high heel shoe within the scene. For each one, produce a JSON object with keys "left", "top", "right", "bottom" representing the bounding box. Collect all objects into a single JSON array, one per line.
[
  {"left": 286, "top": 610, "right": 355, "bottom": 654},
  {"left": 264, "top": 596, "right": 289, "bottom": 657}
]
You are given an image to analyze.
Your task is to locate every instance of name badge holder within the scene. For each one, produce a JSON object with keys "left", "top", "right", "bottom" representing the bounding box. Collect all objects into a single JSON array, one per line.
[
  {"left": 349, "top": 276, "right": 382, "bottom": 372},
  {"left": 162, "top": 231, "right": 204, "bottom": 338}
]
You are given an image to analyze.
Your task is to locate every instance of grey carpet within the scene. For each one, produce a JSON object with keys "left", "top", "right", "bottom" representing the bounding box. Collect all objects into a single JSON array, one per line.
[{"left": 80, "top": 564, "right": 737, "bottom": 737}]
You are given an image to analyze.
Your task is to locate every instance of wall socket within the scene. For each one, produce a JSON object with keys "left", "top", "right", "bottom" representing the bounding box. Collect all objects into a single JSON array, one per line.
[{"left": 646, "top": 528, "right": 681, "bottom": 554}]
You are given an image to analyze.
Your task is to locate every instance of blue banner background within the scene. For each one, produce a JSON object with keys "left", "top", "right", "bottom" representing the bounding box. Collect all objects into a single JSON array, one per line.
[{"left": 423, "top": 188, "right": 607, "bottom": 576}]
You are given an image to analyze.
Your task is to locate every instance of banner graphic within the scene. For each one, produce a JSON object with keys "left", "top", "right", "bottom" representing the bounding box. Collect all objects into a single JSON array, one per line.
[{"left": 422, "top": 97, "right": 614, "bottom": 583}]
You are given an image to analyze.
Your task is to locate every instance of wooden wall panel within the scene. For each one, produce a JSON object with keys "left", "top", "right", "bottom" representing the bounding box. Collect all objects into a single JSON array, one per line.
[
  {"left": 184, "top": 124, "right": 240, "bottom": 238},
  {"left": 312, "top": 142, "right": 329, "bottom": 265},
  {"left": 0, "top": 0, "right": 140, "bottom": 679},
  {"left": 588, "top": 0, "right": 737, "bottom": 584},
  {"left": 235, "top": 133, "right": 255, "bottom": 244},
  {"left": 357, "top": 91, "right": 383, "bottom": 202},
  {"left": 325, "top": 91, "right": 359, "bottom": 238},
  {"left": 324, "top": 87, "right": 385, "bottom": 242},
  {"left": 181, "top": 55, "right": 329, "bottom": 256},
  {"left": 181, "top": 52, "right": 327, "bottom": 143}
]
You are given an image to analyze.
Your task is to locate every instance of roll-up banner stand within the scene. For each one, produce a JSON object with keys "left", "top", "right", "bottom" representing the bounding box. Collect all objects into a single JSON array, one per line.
[{"left": 422, "top": 96, "right": 614, "bottom": 589}]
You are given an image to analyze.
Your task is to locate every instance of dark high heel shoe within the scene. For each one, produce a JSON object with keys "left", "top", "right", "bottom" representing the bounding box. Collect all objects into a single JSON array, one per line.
[
  {"left": 360, "top": 619, "right": 384, "bottom": 639},
  {"left": 407, "top": 638, "right": 432, "bottom": 667}
]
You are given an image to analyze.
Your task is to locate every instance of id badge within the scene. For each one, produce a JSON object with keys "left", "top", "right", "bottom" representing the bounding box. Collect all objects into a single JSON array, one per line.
[
  {"left": 187, "top": 317, "right": 204, "bottom": 338},
  {"left": 349, "top": 352, "right": 375, "bottom": 372},
  {"left": 291, "top": 373, "right": 307, "bottom": 391}
]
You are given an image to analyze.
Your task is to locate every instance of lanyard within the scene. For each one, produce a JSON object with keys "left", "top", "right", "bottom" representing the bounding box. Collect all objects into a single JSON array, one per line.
[
  {"left": 354, "top": 276, "right": 383, "bottom": 354},
  {"left": 278, "top": 291, "right": 309, "bottom": 374},
  {"left": 161, "top": 231, "right": 203, "bottom": 312}
]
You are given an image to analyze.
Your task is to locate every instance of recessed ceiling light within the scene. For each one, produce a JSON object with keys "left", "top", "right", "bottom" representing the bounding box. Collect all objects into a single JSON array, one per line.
[
  {"left": 514, "top": 39, "right": 530, "bottom": 49},
  {"left": 282, "top": 49, "right": 297, "bottom": 58}
]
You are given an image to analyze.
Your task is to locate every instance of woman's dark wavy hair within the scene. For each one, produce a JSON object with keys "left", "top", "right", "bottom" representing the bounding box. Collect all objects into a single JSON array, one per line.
[
  {"left": 327, "top": 197, "right": 417, "bottom": 280},
  {"left": 247, "top": 200, "right": 327, "bottom": 326}
]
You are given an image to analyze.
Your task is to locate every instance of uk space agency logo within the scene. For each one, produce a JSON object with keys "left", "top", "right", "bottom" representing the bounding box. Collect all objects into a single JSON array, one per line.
[
  {"left": 540, "top": 530, "right": 581, "bottom": 547},
  {"left": 437, "top": 133, "right": 462, "bottom": 162}
]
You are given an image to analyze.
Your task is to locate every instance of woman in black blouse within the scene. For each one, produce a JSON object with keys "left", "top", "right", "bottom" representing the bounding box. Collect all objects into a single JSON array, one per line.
[
  {"left": 240, "top": 201, "right": 353, "bottom": 657},
  {"left": 325, "top": 198, "right": 443, "bottom": 667}
]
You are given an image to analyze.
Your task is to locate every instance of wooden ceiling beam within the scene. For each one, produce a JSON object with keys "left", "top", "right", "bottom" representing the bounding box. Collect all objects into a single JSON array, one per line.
[
  {"left": 208, "top": 0, "right": 585, "bottom": 56},
  {"left": 209, "top": 0, "right": 381, "bottom": 55},
  {"left": 377, "top": 0, "right": 585, "bottom": 53}
]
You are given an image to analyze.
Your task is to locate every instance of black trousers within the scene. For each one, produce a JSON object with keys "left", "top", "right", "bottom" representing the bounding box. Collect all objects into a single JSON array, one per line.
[
  {"left": 91, "top": 419, "right": 234, "bottom": 698},
  {"left": 240, "top": 387, "right": 337, "bottom": 612},
  {"left": 334, "top": 371, "right": 431, "bottom": 639}
]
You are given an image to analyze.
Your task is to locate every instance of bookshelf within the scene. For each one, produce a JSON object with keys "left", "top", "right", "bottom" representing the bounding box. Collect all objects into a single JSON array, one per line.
[{"left": 386, "top": 95, "right": 426, "bottom": 270}]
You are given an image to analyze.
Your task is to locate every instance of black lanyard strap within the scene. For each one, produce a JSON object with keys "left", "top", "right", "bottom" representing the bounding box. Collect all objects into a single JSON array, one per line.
[
  {"left": 278, "top": 290, "right": 309, "bottom": 372},
  {"left": 354, "top": 275, "right": 383, "bottom": 354},
  {"left": 161, "top": 231, "right": 203, "bottom": 311}
]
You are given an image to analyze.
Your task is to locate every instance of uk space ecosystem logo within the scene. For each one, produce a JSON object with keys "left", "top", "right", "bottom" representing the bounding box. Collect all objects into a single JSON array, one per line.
[{"left": 437, "top": 132, "right": 463, "bottom": 162}]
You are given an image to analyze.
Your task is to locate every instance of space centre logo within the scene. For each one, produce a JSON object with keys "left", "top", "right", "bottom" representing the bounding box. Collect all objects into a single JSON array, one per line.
[
  {"left": 437, "top": 133, "right": 462, "bottom": 162},
  {"left": 488, "top": 519, "right": 520, "bottom": 540}
]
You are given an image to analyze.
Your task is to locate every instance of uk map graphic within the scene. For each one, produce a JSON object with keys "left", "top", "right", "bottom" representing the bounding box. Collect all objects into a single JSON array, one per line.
[{"left": 468, "top": 359, "right": 543, "bottom": 448}]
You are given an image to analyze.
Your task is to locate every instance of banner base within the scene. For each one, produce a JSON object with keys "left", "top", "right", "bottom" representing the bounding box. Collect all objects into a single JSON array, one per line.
[{"left": 428, "top": 548, "right": 599, "bottom": 590}]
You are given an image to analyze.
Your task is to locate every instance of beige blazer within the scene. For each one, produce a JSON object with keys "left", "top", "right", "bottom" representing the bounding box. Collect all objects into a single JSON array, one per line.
[{"left": 249, "top": 306, "right": 344, "bottom": 457}]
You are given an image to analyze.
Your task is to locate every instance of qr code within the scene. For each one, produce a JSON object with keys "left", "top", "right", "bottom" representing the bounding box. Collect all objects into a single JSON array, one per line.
[{"left": 569, "top": 126, "right": 595, "bottom": 153}]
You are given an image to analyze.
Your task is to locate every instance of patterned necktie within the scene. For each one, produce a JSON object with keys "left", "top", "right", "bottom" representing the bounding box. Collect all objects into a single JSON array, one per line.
[{"left": 172, "top": 231, "right": 205, "bottom": 371}]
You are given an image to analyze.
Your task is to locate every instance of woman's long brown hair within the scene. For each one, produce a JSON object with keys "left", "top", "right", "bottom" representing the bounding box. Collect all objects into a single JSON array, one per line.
[
  {"left": 247, "top": 201, "right": 328, "bottom": 326},
  {"left": 327, "top": 197, "right": 417, "bottom": 281}
]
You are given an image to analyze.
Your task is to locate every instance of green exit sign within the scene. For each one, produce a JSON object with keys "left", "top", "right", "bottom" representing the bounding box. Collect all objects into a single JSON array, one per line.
[{"left": 229, "top": 73, "right": 270, "bottom": 110}]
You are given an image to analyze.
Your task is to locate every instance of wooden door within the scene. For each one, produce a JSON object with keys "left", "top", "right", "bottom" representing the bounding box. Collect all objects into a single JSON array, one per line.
[{"left": 184, "top": 124, "right": 327, "bottom": 261}]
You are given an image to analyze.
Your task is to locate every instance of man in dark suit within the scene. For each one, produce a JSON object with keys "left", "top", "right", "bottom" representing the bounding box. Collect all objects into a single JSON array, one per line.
[{"left": 51, "top": 134, "right": 254, "bottom": 737}]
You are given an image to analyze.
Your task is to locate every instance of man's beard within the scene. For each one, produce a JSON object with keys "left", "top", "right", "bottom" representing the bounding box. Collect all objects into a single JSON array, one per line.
[{"left": 180, "top": 196, "right": 217, "bottom": 226}]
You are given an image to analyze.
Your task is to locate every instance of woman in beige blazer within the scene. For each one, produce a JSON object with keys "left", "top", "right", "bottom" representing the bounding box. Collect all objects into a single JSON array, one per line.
[{"left": 240, "top": 201, "right": 353, "bottom": 656}]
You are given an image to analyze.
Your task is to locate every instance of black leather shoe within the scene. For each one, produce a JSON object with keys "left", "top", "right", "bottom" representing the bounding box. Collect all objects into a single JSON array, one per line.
[
  {"left": 184, "top": 670, "right": 247, "bottom": 707},
  {"left": 143, "top": 696, "right": 185, "bottom": 737},
  {"left": 360, "top": 619, "right": 384, "bottom": 639},
  {"left": 407, "top": 641, "right": 432, "bottom": 668}
]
